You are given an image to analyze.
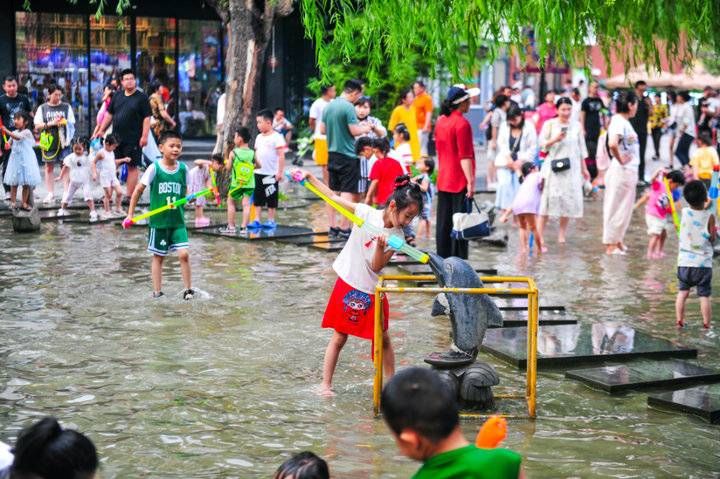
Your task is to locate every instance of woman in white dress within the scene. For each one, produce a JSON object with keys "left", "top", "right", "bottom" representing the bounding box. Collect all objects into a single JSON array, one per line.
[
  {"left": 494, "top": 105, "right": 537, "bottom": 221},
  {"left": 538, "top": 96, "right": 590, "bottom": 244},
  {"left": 602, "top": 90, "right": 640, "bottom": 255}
]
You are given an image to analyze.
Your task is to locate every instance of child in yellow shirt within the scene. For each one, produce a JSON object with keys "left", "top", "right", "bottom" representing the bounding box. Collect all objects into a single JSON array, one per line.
[{"left": 690, "top": 132, "right": 719, "bottom": 187}]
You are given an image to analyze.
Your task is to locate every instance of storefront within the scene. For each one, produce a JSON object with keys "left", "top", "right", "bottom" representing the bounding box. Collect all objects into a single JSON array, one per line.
[{"left": 1, "top": 0, "right": 315, "bottom": 138}]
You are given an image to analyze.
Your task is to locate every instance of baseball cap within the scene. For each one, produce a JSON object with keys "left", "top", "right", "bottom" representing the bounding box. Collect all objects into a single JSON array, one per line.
[{"left": 447, "top": 84, "right": 481, "bottom": 105}]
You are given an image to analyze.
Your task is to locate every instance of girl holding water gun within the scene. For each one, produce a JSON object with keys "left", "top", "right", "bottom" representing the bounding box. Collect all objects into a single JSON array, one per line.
[
  {"left": 293, "top": 169, "right": 424, "bottom": 397},
  {"left": 634, "top": 169, "right": 685, "bottom": 259}
]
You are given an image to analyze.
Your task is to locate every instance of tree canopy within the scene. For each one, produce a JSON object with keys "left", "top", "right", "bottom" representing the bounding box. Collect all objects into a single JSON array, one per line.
[{"left": 300, "top": 0, "right": 720, "bottom": 84}]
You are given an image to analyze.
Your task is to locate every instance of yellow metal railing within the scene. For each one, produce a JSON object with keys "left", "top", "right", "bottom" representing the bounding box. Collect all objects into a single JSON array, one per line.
[{"left": 372, "top": 275, "right": 539, "bottom": 419}]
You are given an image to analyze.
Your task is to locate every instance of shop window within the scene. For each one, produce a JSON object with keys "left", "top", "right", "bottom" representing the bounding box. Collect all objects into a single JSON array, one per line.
[
  {"left": 178, "top": 20, "right": 222, "bottom": 137},
  {"left": 136, "top": 17, "right": 177, "bottom": 117},
  {"left": 15, "top": 12, "right": 89, "bottom": 136}
]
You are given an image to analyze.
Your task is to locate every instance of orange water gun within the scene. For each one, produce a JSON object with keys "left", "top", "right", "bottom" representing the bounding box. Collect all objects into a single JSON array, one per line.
[{"left": 475, "top": 415, "right": 507, "bottom": 448}]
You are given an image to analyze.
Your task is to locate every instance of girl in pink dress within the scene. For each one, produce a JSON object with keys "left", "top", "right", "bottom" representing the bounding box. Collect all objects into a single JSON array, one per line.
[{"left": 511, "top": 162, "right": 546, "bottom": 254}]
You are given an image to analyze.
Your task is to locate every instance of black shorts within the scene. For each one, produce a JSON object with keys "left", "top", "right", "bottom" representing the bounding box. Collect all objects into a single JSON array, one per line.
[
  {"left": 117, "top": 142, "right": 143, "bottom": 168},
  {"left": 253, "top": 173, "right": 279, "bottom": 208},
  {"left": 677, "top": 266, "right": 712, "bottom": 297},
  {"left": 328, "top": 152, "right": 361, "bottom": 193}
]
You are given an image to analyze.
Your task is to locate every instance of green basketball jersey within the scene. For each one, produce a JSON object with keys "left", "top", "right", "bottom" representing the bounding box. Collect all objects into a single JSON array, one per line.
[
  {"left": 231, "top": 147, "right": 256, "bottom": 191},
  {"left": 148, "top": 161, "right": 188, "bottom": 228}
]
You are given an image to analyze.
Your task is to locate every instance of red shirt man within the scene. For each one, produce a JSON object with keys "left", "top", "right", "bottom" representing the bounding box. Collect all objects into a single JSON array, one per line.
[{"left": 433, "top": 85, "right": 479, "bottom": 259}]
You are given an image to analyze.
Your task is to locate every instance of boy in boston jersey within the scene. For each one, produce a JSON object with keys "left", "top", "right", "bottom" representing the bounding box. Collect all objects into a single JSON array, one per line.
[{"left": 125, "top": 130, "right": 194, "bottom": 300}]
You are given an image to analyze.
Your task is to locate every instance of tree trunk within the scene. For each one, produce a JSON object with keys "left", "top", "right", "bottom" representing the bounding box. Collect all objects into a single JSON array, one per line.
[{"left": 208, "top": 0, "right": 293, "bottom": 156}]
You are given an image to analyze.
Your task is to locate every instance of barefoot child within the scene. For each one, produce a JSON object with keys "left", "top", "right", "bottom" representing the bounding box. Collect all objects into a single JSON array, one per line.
[
  {"left": 511, "top": 162, "right": 545, "bottom": 254},
  {"left": 187, "top": 154, "right": 223, "bottom": 227},
  {"left": 91, "top": 135, "right": 129, "bottom": 218},
  {"left": 221, "top": 128, "right": 260, "bottom": 233},
  {"left": 413, "top": 158, "right": 434, "bottom": 238},
  {"left": 125, "top": 130, "right": 194, "bottom": 300},
  {"left": 676, "top": 180, "right": 716, "bottom": 328},
  {"left": 57, "top": 137, "right": 97, "bottom": 221},
  {"left": 1, "top": 111, "right": 41, "bottom": 210},
  {"left": 634, "top": 169, "right": 685, "bottom": 259},
  {"left": 296, "top": 170, "right": 423, "bottom": 396}
]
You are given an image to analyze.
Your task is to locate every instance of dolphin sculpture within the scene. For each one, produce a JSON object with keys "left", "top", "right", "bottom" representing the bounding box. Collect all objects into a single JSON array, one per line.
[{"left": 425, "top": 253, "right": 503, "bottom": 367}]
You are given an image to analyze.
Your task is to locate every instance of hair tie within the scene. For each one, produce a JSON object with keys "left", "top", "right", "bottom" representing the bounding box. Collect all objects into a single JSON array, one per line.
[{"left": 395, "top": 178, "right": 410, "bottom": 189}]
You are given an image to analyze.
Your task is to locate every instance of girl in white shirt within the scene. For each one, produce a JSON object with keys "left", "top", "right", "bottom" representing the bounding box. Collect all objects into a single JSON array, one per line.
[
  {"left": 296, "top": 170, "right": 424, "bottom": 397},
  {"left": 57, "top": 138, "right": 98, "bottom": 221}
]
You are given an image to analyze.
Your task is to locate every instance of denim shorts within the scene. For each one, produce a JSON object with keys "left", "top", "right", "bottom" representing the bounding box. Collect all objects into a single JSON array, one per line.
[{"left": 677, "top": 266, "right": 712, "bottom": 297}]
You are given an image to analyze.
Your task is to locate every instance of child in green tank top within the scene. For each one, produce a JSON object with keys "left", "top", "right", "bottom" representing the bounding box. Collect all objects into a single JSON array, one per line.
[
  {"left": 125, "top": 130, "right": 195, "bottom": 300},
  {"left": 220, "top": 127, "right": 261, "bottom": 233}
]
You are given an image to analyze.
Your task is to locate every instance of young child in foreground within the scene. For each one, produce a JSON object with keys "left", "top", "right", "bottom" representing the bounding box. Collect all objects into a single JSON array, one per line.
[
  {"left": 296, "top": 168, "right": 423, "bottom": 396},
  {"left": 381, "top": 367, "right": 524, "bottom": 479},
  {"left": 57, "top": 137, "right": 98, "bottom": 221},
  {"left": 125, "top": 130, "right": 195, "bottom": 300},
  {"left": 187, "top": 154, "right": 223, "bottom": 227},
  {"left": 221, "top": 127, "right": 261, "bottom": 233},
  {"left": 511, "top": 162, "right": 545, "bottom": 254},
  {"left": 634, "top": 169, "right": 685, "bottom": 259},
  {"left": 675, "top": 180, "right": 716, "bottom": 328}
]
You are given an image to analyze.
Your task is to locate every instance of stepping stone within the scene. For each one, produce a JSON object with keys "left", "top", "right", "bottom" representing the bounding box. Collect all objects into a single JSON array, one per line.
[
  {"left": 498, "top": 317, "right": 577, "bottom": 328},
  {"left": 195, "top": 225, "right": 317, "bottom": 241},
  {"left": 279, "top": 235, "right": 341, "bottom": 246},
  {"left": 309, "top": 241, "right": 345, "bottom": 252},
  {"left": 481, "top": 323, "right": 697, "bottom": 370},
  {"left": 648, "top": 384, "right": 720, "bottom": 424},
  {"left": 38, "top": 210, "right": 81, "bottom": 221},
  {"left": 566, "top": 360, "right": 720, "bottom": 394}
]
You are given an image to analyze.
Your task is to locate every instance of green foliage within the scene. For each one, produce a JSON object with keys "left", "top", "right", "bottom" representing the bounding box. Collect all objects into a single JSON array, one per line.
[
  {"left": 300, "top": 0, "right": 720, "bottom": 82},
  {"left": 306, "top": 14, "right": 431, "bottom": 121}
]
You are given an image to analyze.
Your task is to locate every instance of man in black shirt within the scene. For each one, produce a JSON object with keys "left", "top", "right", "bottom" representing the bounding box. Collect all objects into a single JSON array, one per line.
[
  {"left": 629, "top": 80, "right": 650, "bottom": 184},
  {"left": 580, "top": 81, "right": 605, "bottom": 180},
  {"left": 0, "top": 75, "right": 33, "bottom": 197},
  {"left": 95, "top": 69, "right": 151, "bottom": 199}
]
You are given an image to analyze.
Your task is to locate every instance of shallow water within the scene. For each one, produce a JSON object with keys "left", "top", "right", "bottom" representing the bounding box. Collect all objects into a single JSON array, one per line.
[{"left": 1, "top": 188, "right": 719, "bottom": 478}]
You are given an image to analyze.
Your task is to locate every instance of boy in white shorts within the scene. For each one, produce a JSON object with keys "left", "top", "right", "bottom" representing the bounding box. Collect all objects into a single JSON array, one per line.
[
  {"left": 91, "top": 134, "right": 129, "bottom": 219},
  {"left": 57, "top": 137, "right": 98, "bottom": 221}
]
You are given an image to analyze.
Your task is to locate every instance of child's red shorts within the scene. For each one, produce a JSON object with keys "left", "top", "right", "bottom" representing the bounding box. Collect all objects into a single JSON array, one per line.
[{"left": 322, "top": 277, "right": 389, "bottom": 340}]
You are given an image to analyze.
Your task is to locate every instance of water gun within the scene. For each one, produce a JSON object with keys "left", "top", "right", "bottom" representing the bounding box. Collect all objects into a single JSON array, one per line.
[
  {"left": 0, "top": 117, "right": 9, "bottom": 150},
  {"left": 709, "top": 165, "right": 719, "bottom": 216},
  {"left": 286, "top": 170, "right": 430, "bottom": 263},
  {"left": 528, "top": 232, "right": 534, "bottom": 256},
  {"left": 90, "top": 137, "right": 102, "bottom": 152},
  {"left": 664, "top": 176, "right": 680, "bottom": 234},
  {"left": 475, "top": 415, "right": 507, "bottom": 448},
  {"left": 122, "top": 187, "right": 216, "bottom": 229}
]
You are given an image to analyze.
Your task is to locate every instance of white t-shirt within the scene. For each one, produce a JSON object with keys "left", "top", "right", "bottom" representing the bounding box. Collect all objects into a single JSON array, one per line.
[
  {"left": 309, "top": 97, "right": 330, "bottom": 137},
  {"left": 96, "top": 148, "right": 116, "bottom": 175},
  {"left": 216, "top": 93, "right": 226, "bottom": 125},
  {"left": 140, "top": 162, "right": 191, "bottom": 187},
  {"left": 607, "top": 115, "right": 640, "bottom": 169},
  {"left": 388, "top": 143, "right": 412, "bottom": 173},
  {"left": 333, "top": 203, "right": 405, "bottom": 294},
  {"left": 63, "top": 152, "right": 90, "bottom": 184},
  {"left": 676, "top": 102, "right": 696, "bottom": 138},
  {"left": 570, "top": 99, "right": 582, "bottom": 124},
  {"left": 254, "top": 131, "right": 286, "bottom": 176}
]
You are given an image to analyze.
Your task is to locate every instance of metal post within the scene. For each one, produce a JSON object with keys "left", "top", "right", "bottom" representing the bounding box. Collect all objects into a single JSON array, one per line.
[{"left": 372, "top": 283, "right": 383, "bottom": 416}]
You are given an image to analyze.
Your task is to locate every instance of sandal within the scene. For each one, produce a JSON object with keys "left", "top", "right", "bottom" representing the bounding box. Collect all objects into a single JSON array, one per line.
[{"left": 676, "top": 320, "right": 685, "bottom": 328}]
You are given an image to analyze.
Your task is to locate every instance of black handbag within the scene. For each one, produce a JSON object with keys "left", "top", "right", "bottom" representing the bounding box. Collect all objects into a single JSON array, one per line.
[{"left": 550, "top": 158, "right": 571, "bottom": 172}]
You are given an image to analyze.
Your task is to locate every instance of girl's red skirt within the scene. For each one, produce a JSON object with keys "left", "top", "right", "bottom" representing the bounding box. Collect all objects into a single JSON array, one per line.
[{"left": 322, "top": 277, "right": 389, "bottom": 340}]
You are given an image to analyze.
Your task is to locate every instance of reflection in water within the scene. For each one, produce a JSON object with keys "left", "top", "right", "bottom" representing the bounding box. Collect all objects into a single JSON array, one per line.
[
  {"left": 592, "top": 323, "right": 636, "bottom": 354},
  {"left": 0, "top": 190, "right": 719, "bottom": 477}
]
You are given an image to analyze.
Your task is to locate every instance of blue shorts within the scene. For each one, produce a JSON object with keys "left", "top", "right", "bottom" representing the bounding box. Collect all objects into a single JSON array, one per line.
[{"left": 677, "top": 266, "right": 712, "bottom": 297}]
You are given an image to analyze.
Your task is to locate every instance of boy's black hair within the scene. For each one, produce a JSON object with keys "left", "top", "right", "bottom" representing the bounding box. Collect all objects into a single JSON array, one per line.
[
  {"left": 235, "top": 127, "right": 251, "bottom": 144},
  {"left": 158, "top": 130, "right": 182, "bottom": 145},
  {"left": 274, "top": 451, "right": 329, "bottom": 479},
  {"left": 683, "top": 180, "right": 708, "bottom": 209},
  {"left": 257, "top": 109, "right": 274, "bottom": 122},
  {"left": 343, "top": 79, "right": 364, "bottom": 94},
  {"left": 104, "top": 133, "right": 119, "bottom": 146},
  {"left": 11, "top": 417, "right": 98, "bottom": 479},
  {"left": 381, "top": 367, "right": 458, "bottom": 443},
  {"left": 120, "top": 68, "right": 135, "bottom": 79},
  {"left": 393, "top": 123, "right": 410, "bottom": 141},
  {"left": 373, "top": 137, "right": 390, "bottom": 155},
  {"left": 423, "top": 158, "right": 435, "bottom": 175},
  {"left": 355, "top": 136, "right": 374, "bottom": 154},
  {"left": 3, "top": 75, "right": 17, "bottom": 84},
  {"left": 211, "top": 153, "right": 224, "bottom": 163},
  {"left": 666, "top": 170, "right": 685, "bottom": 186},
  {"left": 697, "top": 131, "right": 713, "bottom": 147},
  {"left": 47, "top": 83, "right": 62, "bottom": 95},
  {"left": 274, "top": 107, "right": 284, "bottom": 114},
  {"left": 319, "top": 84, "right": 334, "bottom": 95}
]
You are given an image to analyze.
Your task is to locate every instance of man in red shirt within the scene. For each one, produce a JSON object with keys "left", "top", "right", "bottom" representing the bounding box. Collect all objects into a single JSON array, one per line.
[{"left": 434, "top": 85, "right": 479, "bottom": 258}]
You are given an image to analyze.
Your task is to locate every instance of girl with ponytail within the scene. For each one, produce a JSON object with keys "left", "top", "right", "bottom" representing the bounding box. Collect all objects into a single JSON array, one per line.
[{"left": 294, "top": 169, "right": 423, "bottom": 396}]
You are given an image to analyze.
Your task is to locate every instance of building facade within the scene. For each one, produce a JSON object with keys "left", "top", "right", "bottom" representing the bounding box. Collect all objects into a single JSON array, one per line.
[{"left": 0, "top": 0, "right": 315, "bottom": 138}]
